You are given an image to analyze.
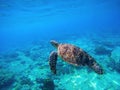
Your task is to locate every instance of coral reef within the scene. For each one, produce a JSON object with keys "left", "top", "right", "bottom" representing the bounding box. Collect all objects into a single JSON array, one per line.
[
  {"left": 22, "top": 46, "right": 42, "bottom": 61},
  {"left": 102, "top": 41, "right": 115, "bottom": 48},
  {"left": 23, "top": 50, "right": 31, "bottom": 57},
  {"left": 0, "top": 69, "right": 15, "bottom": 89},
  {"left": 36, "top": 78, "right": 44, "bottom": 84},
  {"left": 107, "top": 47, "right": 120, "bottom": 73},
  {"left": 41, "top": 78, "right": 55, "bottom": 90},
  {"left": 0, "top": 36, "right": 120, "bottom": 90},
  {"left": 3, "top": 52, "right": 19, "bottom": 59},
  {"left": 94, "top": 46, "right": 112, "bottom": 55},
  {"left": 20, "top": 76, "right": 33, "bottom": 85},
  {"left": 107, "top": 56, "right": 120, "bottom": 73},
  {"left": 111, "top": 47, "right": 120, "bottom": 62},
  {"left": 1, "top": 52, "right": 20, "bottom": 63}
]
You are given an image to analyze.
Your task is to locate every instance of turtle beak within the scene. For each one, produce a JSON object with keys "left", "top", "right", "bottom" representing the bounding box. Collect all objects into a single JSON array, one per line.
[{"left": 50, "top": 40, "right": 59, "bottom": 48}]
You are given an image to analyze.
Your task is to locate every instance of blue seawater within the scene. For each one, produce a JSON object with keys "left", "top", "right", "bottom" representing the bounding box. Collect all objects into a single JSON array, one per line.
[{"left": 0, "top": 0, "right": 120, "bottom": 90}]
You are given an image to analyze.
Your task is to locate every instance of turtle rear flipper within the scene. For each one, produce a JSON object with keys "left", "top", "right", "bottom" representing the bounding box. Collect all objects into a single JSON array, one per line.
[
  {"left": 49, "top": 51, "right": 58, "bottom": 74},
  {"left": 87, "top": 57, "right": 104, "bottom": 74}
]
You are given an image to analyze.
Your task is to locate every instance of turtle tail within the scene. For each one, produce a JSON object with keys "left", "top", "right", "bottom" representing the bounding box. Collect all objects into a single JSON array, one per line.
[
  {"left": 49, "top": 51, "right": 58, "bottom": 74},
  {"left": 86, "top": 56, "right": 104, "bottom": 74}
]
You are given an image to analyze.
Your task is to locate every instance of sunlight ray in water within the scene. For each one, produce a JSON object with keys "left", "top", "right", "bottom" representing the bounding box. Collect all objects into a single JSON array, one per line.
[{"left": 90, "top": 82, "right": 96, "bottom": 89}]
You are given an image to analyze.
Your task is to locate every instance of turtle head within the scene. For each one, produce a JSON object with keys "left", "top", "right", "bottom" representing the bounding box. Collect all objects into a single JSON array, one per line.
[{"left": 50, "top": 40, "right": 59, "bottom": 48}]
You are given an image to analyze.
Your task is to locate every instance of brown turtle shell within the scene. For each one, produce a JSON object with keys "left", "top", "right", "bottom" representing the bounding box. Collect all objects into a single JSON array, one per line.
[{"left": 58, "top": 44, "right": 87, "bottom": 66}]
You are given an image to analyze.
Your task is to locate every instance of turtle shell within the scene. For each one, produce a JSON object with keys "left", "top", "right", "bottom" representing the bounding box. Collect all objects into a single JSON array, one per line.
[{"left": 58, "top": 44, "right": 85, "bottom": 66}]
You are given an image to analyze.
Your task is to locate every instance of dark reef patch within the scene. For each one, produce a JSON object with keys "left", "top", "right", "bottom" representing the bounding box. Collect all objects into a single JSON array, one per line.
[
  {"left": 36, "top": 78, "right": 44, "bottom": 84},
  {"left": 30, "top": 53, "right": 41, "bottom": 60},
  {"left": 0, "top": 55, "right": 2, "bottom": 59},
  {"left": 102, "top": 41, "right": 115, "bottom": 48},
  {"left": 20, "top": 76, "right": 33, "bottom": 85},
  {"left": 107, "top": 57, "right": 120, "bottom": 73},
  {"left": 41, "top": 78, "right": 55, "bottom": 90},
  {"left": 94, "top": 46, "right": 112, "bottom": 55},
  {"left": 24, "top": 50, "right": 31, "bottom": 57},
  {"left": 3, "top": 52, "right": 19, "bottom": 59},
  {"left": 0, "top": 69, "right": 15, "bottom": 89},
  {"left": 20, "top": 61, "right": 26, "bottom": 65},
  {"left": 1, "top": 52, "right": 20, "bottom": 63}
]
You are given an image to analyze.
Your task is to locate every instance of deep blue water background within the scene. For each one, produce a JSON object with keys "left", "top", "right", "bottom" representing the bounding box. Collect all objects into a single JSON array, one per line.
[{"left": 0, "top": 0, "right": 120, "bottom": 52}]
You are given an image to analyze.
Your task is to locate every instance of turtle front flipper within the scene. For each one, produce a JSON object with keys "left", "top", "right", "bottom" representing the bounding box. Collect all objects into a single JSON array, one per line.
[
  {"left": 86, "top": 56, "right": 104, "bottom": 74},
  {"left": 49, "top": 51, "right": 58, "bottom": 74}
]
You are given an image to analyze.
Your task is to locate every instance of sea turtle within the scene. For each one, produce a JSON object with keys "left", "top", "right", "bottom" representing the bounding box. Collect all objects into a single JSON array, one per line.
[{"left": 49, "top": 40, "right": 104, "bottom": 74}]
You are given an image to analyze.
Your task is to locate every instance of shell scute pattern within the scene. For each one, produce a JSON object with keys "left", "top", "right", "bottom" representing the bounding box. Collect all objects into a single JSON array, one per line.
[{"left": 58, "top": 44, "right": 81, "bottom": 65}]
